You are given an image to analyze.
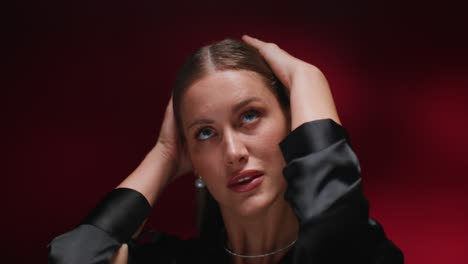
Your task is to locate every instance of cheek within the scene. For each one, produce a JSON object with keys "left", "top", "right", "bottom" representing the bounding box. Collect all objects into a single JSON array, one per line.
[
  {"left": 191, "top": 152, "right": 227, "bottom": 200},
  {"left": 258, "top": 141, "right": 285, "bottom": 166},
  {"left": 190, "top": 149, "right": 223, "bottom": 181},
  {"left": 253, "top": 125, "right": 287, "bottom": 165},
  {"left": 260, "top": 116, "right": 288, "bottom": 148}
]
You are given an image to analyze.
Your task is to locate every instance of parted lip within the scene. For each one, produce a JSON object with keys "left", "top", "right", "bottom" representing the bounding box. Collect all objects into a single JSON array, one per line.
[{"left": 227, "top": 169, "right": 264, "bottom": 187}]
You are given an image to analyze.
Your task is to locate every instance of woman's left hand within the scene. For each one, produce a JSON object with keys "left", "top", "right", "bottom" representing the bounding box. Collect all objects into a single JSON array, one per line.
[
  {"left": 242, "top": 35, "right": 342, "bottom": 128},
  {"left": 241, "top": 35, "right": 315, "bottom": 91}
]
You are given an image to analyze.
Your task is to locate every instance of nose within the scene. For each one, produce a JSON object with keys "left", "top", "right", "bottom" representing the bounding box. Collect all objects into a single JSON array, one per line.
[{"left": 223, "top": 129, "right": 248, "bottom": 167}]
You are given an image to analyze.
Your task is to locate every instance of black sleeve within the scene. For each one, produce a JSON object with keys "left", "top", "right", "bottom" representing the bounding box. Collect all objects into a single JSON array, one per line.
[
  {"left": 48, "top": 188, "right": 152, "bottom": 264},
  {"left": 279, "top": 119, "right": 403, "bottom": 264}
]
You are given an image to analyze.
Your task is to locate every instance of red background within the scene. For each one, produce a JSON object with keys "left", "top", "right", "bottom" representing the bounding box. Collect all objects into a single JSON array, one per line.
[{"left": 7, "top": 1, "right": 468, "bottom": 263}]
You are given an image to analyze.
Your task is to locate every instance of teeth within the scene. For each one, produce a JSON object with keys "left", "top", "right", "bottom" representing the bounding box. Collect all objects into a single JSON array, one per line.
[{"left": 237, "top": 177, "right": 251, "bottom": 183}]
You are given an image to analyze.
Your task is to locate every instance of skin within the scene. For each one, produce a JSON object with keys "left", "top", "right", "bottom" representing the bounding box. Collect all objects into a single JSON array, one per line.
[
  {"left": 180, "top": 70, "right": 299, "bottom": 263},
  {"left": 181, "top": 70, "right": 290, "bottom": 216},
  {"left": 112, "top": 35, "right": 341, "bottom": 263}
]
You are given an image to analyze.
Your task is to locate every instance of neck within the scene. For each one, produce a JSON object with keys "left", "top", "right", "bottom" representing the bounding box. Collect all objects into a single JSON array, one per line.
[{"left": 220, "top": 196, "right": 299, "bottom": 264}]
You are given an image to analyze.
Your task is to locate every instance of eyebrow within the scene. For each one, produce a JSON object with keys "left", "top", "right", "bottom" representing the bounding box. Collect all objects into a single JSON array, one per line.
[
  {"left": 187, "top": 97, "right": 263, "bottom": 131},
  {"left": 187, "top": 119, "right": 215, "bottom": 131},
  {"left": 232, "top": 97, "right": 263, "bottom": 114}
]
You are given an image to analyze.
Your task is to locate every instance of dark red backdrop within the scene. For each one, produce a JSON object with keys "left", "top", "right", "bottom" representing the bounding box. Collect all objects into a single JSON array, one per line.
[{"left": 8, "top": 1, "right": 468, "bottom": 263}]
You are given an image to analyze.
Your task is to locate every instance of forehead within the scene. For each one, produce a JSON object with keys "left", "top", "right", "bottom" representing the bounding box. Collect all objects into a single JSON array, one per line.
[{"left": 180, "top": 70, "right": 275, "bottom": 120}]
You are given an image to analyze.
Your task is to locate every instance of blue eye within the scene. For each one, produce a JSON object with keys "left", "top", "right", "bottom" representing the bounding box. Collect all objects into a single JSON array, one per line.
[
  {"left": 196, "top": 128, "right": 215, "bottom": 141},
  {"left": 242, "top": 110, "right": 259, "bottom": 124}
]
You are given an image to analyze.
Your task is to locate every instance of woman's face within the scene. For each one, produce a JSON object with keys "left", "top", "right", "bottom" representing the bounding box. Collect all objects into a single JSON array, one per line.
[{"left": 180, "top": 70, "right": 290, "bottom": 216}]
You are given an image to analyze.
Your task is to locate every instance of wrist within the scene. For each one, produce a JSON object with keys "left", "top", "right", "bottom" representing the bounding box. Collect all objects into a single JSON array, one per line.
[
  {"left": 290, "top": 63, "right": 323, "bottom": 88},
  {"left": 289, "top": 65, "right": 341, "bottom": 129},
  {"left": 117, "top": 145, "right": 175, "bottom": 206},
  {"left": 150, "top": 143, "right": 179, "bottom": 179}
]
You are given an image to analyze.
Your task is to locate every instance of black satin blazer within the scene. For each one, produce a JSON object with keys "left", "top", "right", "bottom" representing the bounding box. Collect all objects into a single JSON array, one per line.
[{"left": 48, "top": 119, "right": 404, "bottom": 263}]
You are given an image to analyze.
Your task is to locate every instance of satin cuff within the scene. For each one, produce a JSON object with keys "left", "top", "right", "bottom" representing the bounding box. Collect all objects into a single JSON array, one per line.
[
  {"left": 80, "top": 187, "right": 152, "bottom": 243},
  {"left": 279, "top": 118, "right": 350, "bottom": 162}
]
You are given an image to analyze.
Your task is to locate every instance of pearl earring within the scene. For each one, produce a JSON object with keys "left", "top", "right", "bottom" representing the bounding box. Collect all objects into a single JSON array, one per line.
[{"left": 195, "top": 176, "right": 205, "bottom": 188}]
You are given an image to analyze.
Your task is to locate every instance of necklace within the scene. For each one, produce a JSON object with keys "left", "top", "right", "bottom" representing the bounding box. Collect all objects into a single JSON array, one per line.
[{"left": 224, "top": 238, "right": 297, "bottom": 258}]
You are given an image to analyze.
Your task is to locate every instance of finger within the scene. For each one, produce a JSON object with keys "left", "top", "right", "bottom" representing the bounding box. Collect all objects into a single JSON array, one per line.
[
  {"left": 242, "top": 35, "right": 283, "bottom": 53},
  {"left": 242, "top": 34, "right": 292, "bottom": 60},
  {"left": 166, "top": 96, "right": 173, "bottom": 112},
  {"left": 111, "top": 244, "right": 128, "bottom": 264},
  {"left": 241, "top": 34, "right": 267, "bottom": 49},
  {"left": 162, "top": 97, "right": 175, "bottom": 125}
]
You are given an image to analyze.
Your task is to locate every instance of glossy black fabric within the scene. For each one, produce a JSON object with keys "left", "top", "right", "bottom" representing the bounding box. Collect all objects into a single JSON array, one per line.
[
  {"left": 48, "top": 118, "right": 403, "bottom": 263},
  {"left": 81, "top": 188, "right": 152, "bottom": 243}
]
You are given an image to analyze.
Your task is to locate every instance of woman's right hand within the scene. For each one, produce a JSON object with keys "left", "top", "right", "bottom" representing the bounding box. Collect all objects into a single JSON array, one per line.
[
  {"left": 153, "top": 97, "right": 192, "bottom": 181},
  {"left": 117, "top": 97, "right": 192, "bottom": 206}
]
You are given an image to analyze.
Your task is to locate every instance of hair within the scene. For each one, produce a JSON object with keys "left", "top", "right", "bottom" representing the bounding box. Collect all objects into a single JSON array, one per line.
[
  {"left": 171, "top": 38, "right": 290, "bottom": 240},
  {"left": 172, "top": 38, "right": 289, "bottom": 140}
]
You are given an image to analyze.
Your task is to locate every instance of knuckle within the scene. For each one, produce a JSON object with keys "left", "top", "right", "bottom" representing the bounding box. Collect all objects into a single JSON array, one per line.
[{"left": 266, "top": 43, "right": 279, "bottom": 50}]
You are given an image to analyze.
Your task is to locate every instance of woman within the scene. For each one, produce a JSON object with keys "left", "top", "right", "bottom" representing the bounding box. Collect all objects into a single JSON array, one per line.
[{"left": 48, "top": 35, "right": 403, "bottom": 263}]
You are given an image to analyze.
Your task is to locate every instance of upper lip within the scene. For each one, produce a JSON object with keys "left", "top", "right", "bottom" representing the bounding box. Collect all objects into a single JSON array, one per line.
[{"left": 227, "top": 169, "right": 264, "bottom": 187}]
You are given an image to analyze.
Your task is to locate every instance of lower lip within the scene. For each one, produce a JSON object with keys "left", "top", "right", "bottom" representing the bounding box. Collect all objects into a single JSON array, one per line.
[{"left": 228, "top": 175, "right": 264, "bottom": 193}]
